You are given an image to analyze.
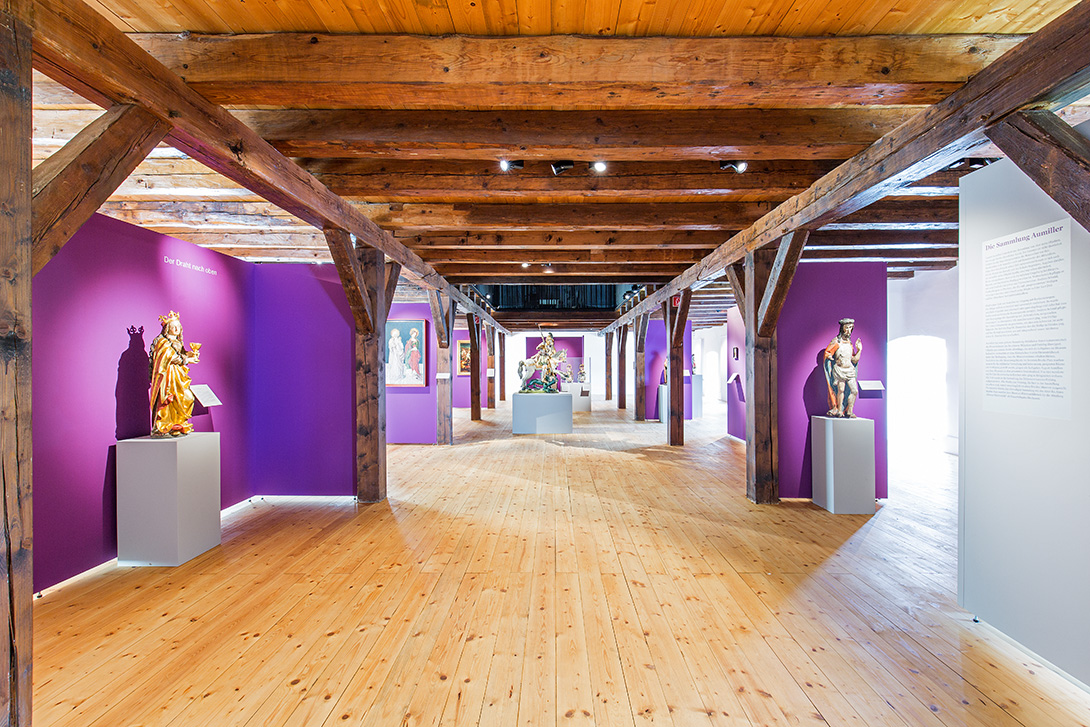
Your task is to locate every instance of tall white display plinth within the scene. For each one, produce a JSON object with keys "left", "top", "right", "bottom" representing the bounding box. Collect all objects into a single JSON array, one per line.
[
  {"left": 513, "top": 392, "right": 573, "bottom": 434},
  {"left": 691, "top": 374, "right": 703, "bottom": 418},
  {"left": 811, "top": 416, "right": 875, "bottom": 514},
  {"left": 117, "top": 432, "right": 222, "bottom": 566}
]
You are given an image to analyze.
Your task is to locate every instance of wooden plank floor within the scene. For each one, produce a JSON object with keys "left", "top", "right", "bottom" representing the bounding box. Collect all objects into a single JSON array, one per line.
[{"left": 34, "top": 399, "right": 1090, "bottom": 726}]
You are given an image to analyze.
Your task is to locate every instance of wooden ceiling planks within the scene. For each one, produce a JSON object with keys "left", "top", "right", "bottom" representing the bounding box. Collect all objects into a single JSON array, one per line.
[{"left": 81, "top": 0, "right": 1078, "bottom": 35}]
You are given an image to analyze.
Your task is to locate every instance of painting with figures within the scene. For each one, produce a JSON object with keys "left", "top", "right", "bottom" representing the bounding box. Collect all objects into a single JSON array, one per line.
[
  {"left": 386, "top": 320, "right": 426, "bottom": 387},
  {"left": 457, "top": 340, "right": 472, "bottom": 375}
]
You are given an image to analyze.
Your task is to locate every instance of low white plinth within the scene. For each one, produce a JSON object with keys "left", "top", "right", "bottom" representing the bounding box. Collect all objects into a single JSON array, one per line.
[
  {"left": 562, "top": 382, "right": 592, "bottom": 411},
  {"left": 811, "top": 416, "right": 875, "bottom": 514},
  {"left": 691, "top": 375, "right": 703, "bottom": 418},
  {"left": 117, "top": 432, "right": 222, "bottom": 566},
  {"left": 513, "top": 392, "right": 573, "bottom": 434}
]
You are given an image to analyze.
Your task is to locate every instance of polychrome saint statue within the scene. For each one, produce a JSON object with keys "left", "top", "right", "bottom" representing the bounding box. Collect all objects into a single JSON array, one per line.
[
  {"left": 149, "top": 311, "right": 202, "bottom": 437},
  {"left": 823, "top": 317, "right": 862, "bottom": 418}
]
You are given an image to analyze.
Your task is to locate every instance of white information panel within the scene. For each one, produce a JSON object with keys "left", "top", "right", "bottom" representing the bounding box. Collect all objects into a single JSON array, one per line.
[{"left": 981, "top": 218, "right": 1071, "bottom": 419}]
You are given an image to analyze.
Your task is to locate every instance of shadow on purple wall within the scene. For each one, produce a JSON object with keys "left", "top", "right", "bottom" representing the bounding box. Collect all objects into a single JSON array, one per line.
[
  {"left": 797, "top": 352, "right": 834, "bottom": 492},
  {"left": 102, "top": 447, "right": 118, "bottom": 556},
  {"left": 115, "top": 325, "right": 151, "bottom": 441}
]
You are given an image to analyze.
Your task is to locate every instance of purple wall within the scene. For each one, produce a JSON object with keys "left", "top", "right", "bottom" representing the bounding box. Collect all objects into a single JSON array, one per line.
[
  {"left": 776, "top": 262, "right": 888, "bottom": 499},
  {"left": 32, "top": 214, "right": 254, "bottom": 590},
  {"left": 452, "top": 328, "right": 487, "bottom": 409},
  {"left": 644, "top": 320, "right": 693, "bottom": 420},
  {"left": 249, "top": 265, "right": 354, "bottom": 495},
  {"left": 387, "top": 303, "right": 438, "bottom": 444},
  {"left": 726, "top": 307, "right": 746, "bottom": 440}
]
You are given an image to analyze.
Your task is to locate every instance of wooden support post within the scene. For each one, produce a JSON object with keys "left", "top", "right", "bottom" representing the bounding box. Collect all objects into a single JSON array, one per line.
[
  {"left": 745, "top": 248, "right": 779, "bottom": 504},
  {"left": 617, "top": 325, "right": 628, "bottom": 410},
  {"left": 986, "top": 110, "right": 1090, "bottom": 233},
  {"left": 354, "top": 247, "right": 391, "bottom": 502},
  {"left": 604, "top": 331, "right": 614, "bottom": 401},
  {"left": 466, "top": 313, "right": 482, "bottom": 421},
  {"left": 1, "top": 8, "right": 33, "bottom": 724},
  {"left": 634, "top": 313, "right": 650, "bottom": 421},
  {"left": 429, "top": 290, "right": 456, "bottom": 445},
  {"left": 485, "top": 324, "right": 496, "bottom": 409},
  {"left": 32, "top": 103, "right": 168, "bottom": 276},
  {"left": 666, "top": 289, "right": 692, "bottom": 446},
  {"left": 498, "top": 331, "right": 506, "bottom": 401}
]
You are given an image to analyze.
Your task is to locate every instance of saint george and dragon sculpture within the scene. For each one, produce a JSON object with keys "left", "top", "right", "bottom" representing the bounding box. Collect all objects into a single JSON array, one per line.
[
  {"left": 149, "top": 311, "right": 201, "bottom": 437},
  {"left": 517, "top": 332, "right": 569, "bottom": 393}
]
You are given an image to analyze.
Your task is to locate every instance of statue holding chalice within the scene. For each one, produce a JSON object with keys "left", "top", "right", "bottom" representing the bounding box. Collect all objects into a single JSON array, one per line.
[{"left": 149, "top": 311, "right": 202, "bottom": 437}]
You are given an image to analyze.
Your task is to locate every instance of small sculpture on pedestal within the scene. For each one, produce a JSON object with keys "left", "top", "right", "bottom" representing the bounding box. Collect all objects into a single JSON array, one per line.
[
  {"left": 149, "top": 311, "right": 202, "bottom": 437},
  {"left": 577, "top": 363, "right": 586, "bottom": 383},
  {"left": 823, "top": 317, "right": 862, "bottom": 418}
]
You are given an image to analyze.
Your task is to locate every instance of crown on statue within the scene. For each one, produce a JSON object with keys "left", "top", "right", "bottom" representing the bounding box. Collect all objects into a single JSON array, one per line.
[{"left": 158, "top": 310, "right": 181, "bottom": 327}]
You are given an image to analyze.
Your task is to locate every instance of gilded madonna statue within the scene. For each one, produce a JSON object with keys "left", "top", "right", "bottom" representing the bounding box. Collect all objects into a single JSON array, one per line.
[{"left": 149, "top": 311, "right": 202, "bottom": 437}]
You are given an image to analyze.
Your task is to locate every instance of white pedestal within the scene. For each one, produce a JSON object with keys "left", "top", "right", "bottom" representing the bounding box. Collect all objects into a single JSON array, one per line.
[
  {"left": 562, "top": 382, "right": 592, "bottom": 411},
  {"left": 513, "top": 392, "right": 573, "bottom": 434},
  {"left": 811, "top": 416, "right": 875, "bottom": 514},
  {"left": 117, "top": 432, "right": 222, "bottom": 566},
  {"left": 691, "top": 375, "right": 703, "bottom": 418},
  {"left": 657, "top": 382, "right": 692, "bottom": 423}
]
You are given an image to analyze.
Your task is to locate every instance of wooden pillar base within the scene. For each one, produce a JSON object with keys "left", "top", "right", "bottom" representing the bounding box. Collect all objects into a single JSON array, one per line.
[{"left": 745, "top": 249, "right": 779, "bottom": 504}]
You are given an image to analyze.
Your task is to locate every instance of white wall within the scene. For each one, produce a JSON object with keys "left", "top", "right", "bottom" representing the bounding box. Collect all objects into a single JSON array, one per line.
[
  {"left": 694, "top": 324, "right": 730, "bottom": 401},
  {"left": 959, "top": 135, "right": 1090, "bottom": 688},
  {"left": 887, "top": 267, "right": 959, "bottom": 453}
]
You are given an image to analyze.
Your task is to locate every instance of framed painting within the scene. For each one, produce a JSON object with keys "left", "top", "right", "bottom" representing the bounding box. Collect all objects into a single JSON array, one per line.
[
  {"left": 386, "top": 319, "right": 426, "bottom": 387},
  {"left": 457, "top": 340, "right": 472, "bottom": 375}
]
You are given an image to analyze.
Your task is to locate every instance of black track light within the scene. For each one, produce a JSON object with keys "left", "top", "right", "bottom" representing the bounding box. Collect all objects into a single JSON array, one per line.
[{"left": 551, "top": 160, "right": 575, "bottom": 176}]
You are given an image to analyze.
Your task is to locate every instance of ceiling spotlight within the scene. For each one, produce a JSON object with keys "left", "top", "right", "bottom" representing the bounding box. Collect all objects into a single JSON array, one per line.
[
  {"left": 720, "top": 160, "right": 749, "bottom": 173},
  {"left": 521, "top": 262, "right": 530, "bottom": 268},
  {"left": 542, "top": 263, "right": 554, "bottom": 273},
  {"left": 551, "top": 160, "right": 575, "bottom": 176},
  {"left": 485, "top": 294, "right": 491, "bottom": 299},
  {"left": 591, "top": 161, "right": 607, "bottom": 173},
  {"left": 499, "top": 159, "right": 524, "bottom": 172}
]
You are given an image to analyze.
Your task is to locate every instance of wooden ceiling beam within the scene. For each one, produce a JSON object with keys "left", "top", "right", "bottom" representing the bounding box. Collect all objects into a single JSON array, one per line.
[
  {"left": 399, "top": 231, "right": 728, "bottom": 249},
  {"left": 247, "top": 109, "right": 914, "bottom": 160},
  {"left": 416, "top": 248, "right": 705, "bottom": 264},
  {"left": 601, "top": 1, "right": 1090, "bottom": 335},
  {"left": 311, "top": 159, "right": 841, "bottom": 203},
  {"left": 130, "top": 33, "right": 1021, "bottom": 109},
  {"left": 436, "top": 263, "right": 688, "bottom": 279}
]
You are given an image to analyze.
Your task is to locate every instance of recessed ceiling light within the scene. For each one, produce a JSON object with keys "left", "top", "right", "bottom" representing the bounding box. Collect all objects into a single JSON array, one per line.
[{"left": 591, "top": 161, "right": 607, "bottom": 173}]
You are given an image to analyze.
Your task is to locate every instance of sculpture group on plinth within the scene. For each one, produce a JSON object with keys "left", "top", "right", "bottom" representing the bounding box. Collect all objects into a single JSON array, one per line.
[
  {"left": 149, "top": 311, "right": 201, "bottom": 437},
  {"left": 517, "top": 332, "right": 567, "bottom": 393},
  {"left": 823, "top": 317, "right": 863, "bottom": 418}
]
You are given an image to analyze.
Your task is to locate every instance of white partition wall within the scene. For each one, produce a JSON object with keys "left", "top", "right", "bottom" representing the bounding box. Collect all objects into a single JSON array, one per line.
[{"left": 959, "top": 123, "right": 1090, "bottom": 688}]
